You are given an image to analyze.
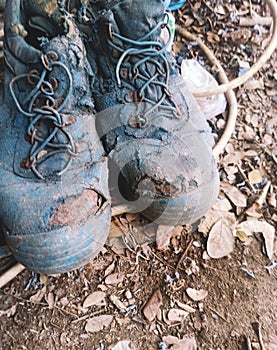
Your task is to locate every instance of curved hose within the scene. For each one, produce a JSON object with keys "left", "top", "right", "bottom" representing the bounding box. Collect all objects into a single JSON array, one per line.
[
  {"left": 176, "top": 0, "right": 277, "bottom": 97},
  {"left": 176, "top": 29, "right": 238, "bottom": 157}
]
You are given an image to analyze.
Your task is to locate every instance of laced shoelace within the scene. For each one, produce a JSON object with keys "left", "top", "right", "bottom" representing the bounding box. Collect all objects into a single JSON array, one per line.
[
  {"left": 107, "top": 18, "right": 179, "bottom": 124},
  {"left": 9, "top": 51, "right": 76, "bottom": 179}
]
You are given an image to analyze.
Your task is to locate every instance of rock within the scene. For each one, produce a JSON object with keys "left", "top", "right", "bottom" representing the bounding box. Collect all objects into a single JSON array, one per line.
[
  {"left": 143, "top": 289, "right": 163, "bottom": 322},
  {"left": 85, "top": 315, "right": 113, "bottom": 333}
]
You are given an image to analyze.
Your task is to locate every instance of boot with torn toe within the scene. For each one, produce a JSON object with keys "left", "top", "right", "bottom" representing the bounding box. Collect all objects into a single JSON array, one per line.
[
  {"left": 0, "top": 1, "right": 111, "bottom": 274},
  {"left": 82, "top": 0, "right": 219, "bottom": 226}
]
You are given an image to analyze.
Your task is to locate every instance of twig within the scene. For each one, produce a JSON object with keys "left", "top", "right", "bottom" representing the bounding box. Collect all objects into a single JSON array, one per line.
[
  {"left": 249, "top": 0, "right": 253, "bottom": 17},
  {"left": 252, "top": 322, "right": 266, "bottom": 350},
  {"left": 237, "top": 165, "right": 257, "bottom": 193},
  {"left": 208, "top": 306, "right": 228, "bottom": 322},
  {"left": 240, "top": 10, "right": 273, "bottom": 26},
  {"left": 150, "top": 251, "right": 176, "bottom": 271},
  {"left": 246, "top": 336, "right": 253, "bottom": 350},
  {"left": 176, "top": 240, "right": 193, "bottom": 271},
  {"left": 0, "top": 263, "right": 25, "bottom": 289}
]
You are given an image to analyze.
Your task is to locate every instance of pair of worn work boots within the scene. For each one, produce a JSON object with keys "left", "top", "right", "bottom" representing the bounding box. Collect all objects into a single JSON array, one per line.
[{"left": 0, "top": 0, "right": 219, "bottom": 274}]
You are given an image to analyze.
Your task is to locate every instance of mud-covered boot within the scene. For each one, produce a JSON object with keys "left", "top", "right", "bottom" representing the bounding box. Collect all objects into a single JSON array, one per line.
[
  {"left": 84, "top": 0, "right": 219, "bottom": 225},
  {"left": 0, "top": 1, "right": 111, "bottom": 274}
]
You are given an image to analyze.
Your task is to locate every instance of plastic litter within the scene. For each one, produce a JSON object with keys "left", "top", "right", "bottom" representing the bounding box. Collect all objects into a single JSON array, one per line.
[{"left": 181, "top": 59, "right": 227, "bottom": 120}]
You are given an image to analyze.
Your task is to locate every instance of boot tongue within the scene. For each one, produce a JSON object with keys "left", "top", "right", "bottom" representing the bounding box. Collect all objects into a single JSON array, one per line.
[{"left": 112, "top": 0, "right": 165, "bottom": 41}]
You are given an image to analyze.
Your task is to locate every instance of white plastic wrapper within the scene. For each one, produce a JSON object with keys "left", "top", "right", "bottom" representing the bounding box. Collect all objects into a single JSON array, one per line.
[{"left": 181, "top": 59, "right": 227, "bottom": 120}]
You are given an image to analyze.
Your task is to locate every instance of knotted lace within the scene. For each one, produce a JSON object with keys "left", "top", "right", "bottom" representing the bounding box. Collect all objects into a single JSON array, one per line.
[
  {"left": 108, "top": 18, "right": 178, "bottom": 123},
  {"left": 9, "top": 51, "right": 76, "bottom": 179}
]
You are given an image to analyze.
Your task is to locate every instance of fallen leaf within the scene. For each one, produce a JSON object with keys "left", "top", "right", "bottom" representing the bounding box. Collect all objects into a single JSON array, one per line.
[
  {"left": 221, "top": 183, "right": 247, "bottom": 208},
  {"left": 186, "top": 288, "right": 208, "bottom": 301},
  {"left": 30, "top": 286, "right": 47, "bottom": 303},
  {"left": 109, "top": 340, "right": 134, "bottom": 350},
  {"left": 156, "top": 225, "right": 182, "bottom": 250},
  {"left": 45, "top": 292, "right": 55, "bottom": 309},
  {"left": 83, "top": 291, "right": 106, "bottom": 308},
  {"left": 198, "top": 208, "right": 236, "bottom": 236},
  {"left": 104, "top": 261, "right": 116, "bottom": 277},
  {"left": 212, "top": 196, "right": 232, "bottom": 212},
  {"left": 248, "top": 169, "right": 263, "bottom": 184},
  {"left": 175, "top": 301, "right": 196, "bottom": 313},
  {"left": 143, "top": 289, "right": 163, "bottom": 322},
  {"left": 109, "top": 295, "right": 128, "bottom": 313},
  {"left": 105, "top": 273, "right": 124, "bottom": 285},
  {"left": 167, "top": 308, "right": 189, "bottom": 323},
  {"left": 163, "top": 335, "right": 197, "bottom": 350},
  {"left": 85, "top": 315, "right": 113, "bottom": 333},
  {"left": 236, "top": 230, "right": 249, "bottom": 242},
  {"left": 0, "top": 305, "right": 17, "bottom": 317},
  {"left": 109, "top": 222, "right": 125, "bottom": 238},
  {"left": 236, "top": 220, "right": 275, "bottom": 259},
  {"left": 207, "top": 219, "right": 234, "bottom": 258}
]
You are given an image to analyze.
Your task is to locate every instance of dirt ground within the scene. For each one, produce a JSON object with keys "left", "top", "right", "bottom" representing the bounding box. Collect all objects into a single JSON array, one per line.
[{"left": 0, "top": 1, "right": 276, "bottom": 350}]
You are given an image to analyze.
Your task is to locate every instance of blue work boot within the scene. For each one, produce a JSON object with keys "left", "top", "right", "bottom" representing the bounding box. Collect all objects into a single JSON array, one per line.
[
  {"left": 81, "top": 0, "right": 219, "bottom": 225},
  {"left": 0, "top": 1, "right": 111, "bottom": 274}
]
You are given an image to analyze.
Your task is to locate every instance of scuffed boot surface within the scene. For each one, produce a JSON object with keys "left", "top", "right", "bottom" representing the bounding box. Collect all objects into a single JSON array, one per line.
[
  {"left": 0, "top": 1, "right": 111, "bottom": 274},
  {"left": 81, "top": 0, "right": 219, "bottom": 225}
]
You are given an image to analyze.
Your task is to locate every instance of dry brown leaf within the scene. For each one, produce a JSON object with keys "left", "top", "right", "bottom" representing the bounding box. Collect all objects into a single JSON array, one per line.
[
  {"left": 248, "top": 169, "right": 263, "bottom": 184},
  {"left": 105, "top": 273, "right": 124, "bottom": 285},
  {"left": 85, "top": 314, "right": 113, "bottom": 333},
  {"left": 227, "top": 28, "right": 252, "bottom": 45},
  {"left": 104, "top": 261, "right": 116, "bottom": 277},
  {"left": 30, "top": 286, "right": 47, "bottom": 303},
  {"left": 212, "top": 196, "right": 232, "bottom": 212},
  {"left": 236, "top": 220, "right": 275, "bottom": 259},
  {"left": 143, "top": 289, "right": 163, "bottom": 322},
  {"left": 175, "top": 301, "right": 196, "bottom": 313},
  {"left": 156, "top": 225, "right": 182, "bottom": 250},
  {"left": 45, "top": 292, "right": 55, "bottom": 309},
  {"left": 109, "top": 295, "right": 128, "bottom": 313},
  {"left": 167, "top": 309, "right": 189, "bottom": 323},
  {"left": 221, "top": 183, "right": 247, "bottom": 208},
  {"left": 198, "top": 208, "right": 236, "bottom": 236},
  {"left": 83, "top": 291, "right": 106, "bottom": 308},
  {"left": 109, "top": 341, "right": 134, "bottom": 350},
  {"left": 0, "top": 305, "right": 17, "bottom": 317},
  {"left": 186, "top": 288, "right": 208, "bottom": 301},
  {"left": 244, "top": 79, "right": 264, "bottom": 90},
  {"left": 109, "top": 221, "right": 125, "bottom": 238},
  {"left": 163, "top": 335, "right": 197, "bottom": 350},
  {"left": 207, "top": 219, "right": 234, "bottom": 258}
]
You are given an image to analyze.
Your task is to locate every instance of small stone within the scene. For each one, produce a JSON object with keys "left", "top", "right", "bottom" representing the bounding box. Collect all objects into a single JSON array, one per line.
[{"left": 143, "top": 289, "right": 163, "bottom": 322}]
